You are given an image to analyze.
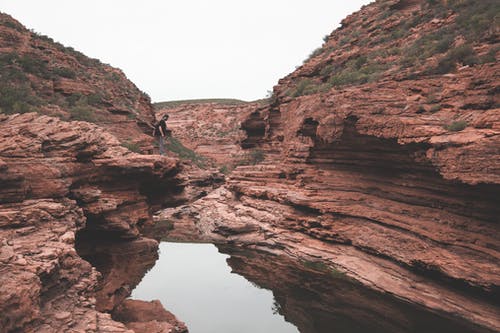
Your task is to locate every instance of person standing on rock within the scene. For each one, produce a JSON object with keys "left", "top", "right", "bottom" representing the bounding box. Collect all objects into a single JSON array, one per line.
[{"left": 153, "top": 114, "right": 170, "bottom": 155}]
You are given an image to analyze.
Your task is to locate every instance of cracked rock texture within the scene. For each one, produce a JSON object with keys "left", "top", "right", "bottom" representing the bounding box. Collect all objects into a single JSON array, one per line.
[
  {"left": 0, "top": 13, "right": 156, "bottom": 150},
  {"left": 0, "top": 113, "right": 185, "bottom": 333},
  {"left": 155, "top": 101, "right": 263, "bottom": 167},
  {"left": 160, "top": 0, "right": 499, "bottom": 331}
]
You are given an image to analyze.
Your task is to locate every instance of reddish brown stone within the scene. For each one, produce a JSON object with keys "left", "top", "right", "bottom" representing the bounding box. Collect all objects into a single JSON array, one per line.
[
  {"left": 0, "top": 113, "right": 184, "bottom": 332},
  {"left": 113, "top": 299, "right": 188, "bottom": 333},
  {"left": 157, "top": 1, "right": 500, "bottom": 331},
  {"left": 0, "top": 13, "right": 156, "bottom": 150}
]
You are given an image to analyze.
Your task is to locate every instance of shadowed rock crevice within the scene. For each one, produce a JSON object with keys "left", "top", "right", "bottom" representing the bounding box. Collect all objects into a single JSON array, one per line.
[
  {"left": 306, "top": 120, "right": 499, "bottom": 223},
  {"left": 168, "top": 6, "right": 500, "bottom": 328},
  {"left": 241, "top": 111, "right": 266, "bottom": 149},
  {"left": 0, "top": 113, "right": 186, "bottom": 332},
  {"left": 74, "top": 235, "right": 159, "bottom": 312}
]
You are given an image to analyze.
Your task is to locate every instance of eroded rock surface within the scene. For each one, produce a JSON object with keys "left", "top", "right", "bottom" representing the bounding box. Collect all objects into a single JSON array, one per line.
[
  {"left": 221, "top": 246, "right": 494, "bottom": 333},
  {"left": 160, "top": 0, "right": 500, "bottom": 331},
  {"left": 0, "top": 113, "right": 185, "bottom": 332},
  {"left": 156, "top": 101, "right": 262, "bottom": 167},
  {"left": 113, "top": 300, "right": 188, "bottom": 333},
  {"left": 0, "top": 13, "right": 155, "bottom": 150}
]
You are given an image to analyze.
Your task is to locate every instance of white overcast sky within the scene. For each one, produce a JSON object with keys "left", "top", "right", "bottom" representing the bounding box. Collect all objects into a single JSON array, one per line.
[{"left": 0, "top": 1, "right": 372, "bottom": 102}]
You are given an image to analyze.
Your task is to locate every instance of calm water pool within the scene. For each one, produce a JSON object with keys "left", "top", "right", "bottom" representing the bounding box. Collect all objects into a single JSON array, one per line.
[
  {"left": 131, "top": 242, "right": 489, "bottom": 333},
  {"left": 131, "top": 242, "right": 299, "bottom": 333}
]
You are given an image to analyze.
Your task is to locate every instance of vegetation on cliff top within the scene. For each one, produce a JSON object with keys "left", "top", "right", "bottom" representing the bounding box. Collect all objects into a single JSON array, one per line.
[
  {"left": 154, "top": 98, "right": 249, "bottom": 110},
  {"left": 0, "top": 13, "right": 149, "bottom": 124},
  {"left": 165, "top": 137, "right": 207, "bottom": 168},
  {"left": 286, "top": 0, "right": 499, "bottom": 98}
]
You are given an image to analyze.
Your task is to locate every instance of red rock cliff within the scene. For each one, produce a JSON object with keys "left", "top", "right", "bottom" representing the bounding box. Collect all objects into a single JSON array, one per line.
[
  {"left": 155, "top": 100, "right": 263, "bottom": 168},
  {"left": 0, "top": 11, "right": 191, "bottom": 333},
  {"left": 164, "top": 0, "right": 499, "bottom": 331},
  {"left": 0, "top": 13, "right": 155, "bottom": 151},
  {"left": 0, "top": 113, "right": 186, "bottom": 332}
]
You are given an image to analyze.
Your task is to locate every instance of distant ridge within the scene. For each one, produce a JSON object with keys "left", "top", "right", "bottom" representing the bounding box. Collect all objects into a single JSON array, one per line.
[{"left": 154, "top": 98, "right": 249, "bottom": 110}]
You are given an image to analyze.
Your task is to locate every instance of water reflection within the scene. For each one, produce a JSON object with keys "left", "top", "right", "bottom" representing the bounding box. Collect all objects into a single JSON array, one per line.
[
  {"left": 76, "top": 235, "right": 159, "bottom": 312},
  {"left": 132, "top": 242, "right": 299, "bottom": 333},
  {"left": 220, "top": 245, "right": 492, "bottom": 333}
]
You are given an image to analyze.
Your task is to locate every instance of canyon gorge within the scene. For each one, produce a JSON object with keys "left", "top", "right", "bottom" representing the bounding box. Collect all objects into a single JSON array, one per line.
[{"left": 1, "top": 0, "right": 499, "bottom": 332}]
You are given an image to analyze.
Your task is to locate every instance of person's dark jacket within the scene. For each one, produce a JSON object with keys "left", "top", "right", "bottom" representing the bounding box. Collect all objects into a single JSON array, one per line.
[{"left": 153, "top": 119, "right": 168, "bottom": 137}]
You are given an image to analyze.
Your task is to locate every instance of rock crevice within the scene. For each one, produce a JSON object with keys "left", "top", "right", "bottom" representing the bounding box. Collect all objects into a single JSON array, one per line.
[{"left": 0, "top": 113, "right": 186, "bottom": 333}]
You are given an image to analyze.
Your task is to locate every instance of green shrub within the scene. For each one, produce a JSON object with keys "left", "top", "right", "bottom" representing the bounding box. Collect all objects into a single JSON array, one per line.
[
  {"left": 65, "top": 93, "right": 84, "bottom": 107},
  {"left": 479, "top": 47, "right": 498, "bottom": 64},
  {"left": 18, "top": 54, "right": 51, "bottom": 79},
  {"left": 249, "top": 149, "right": 265, "bottom": 164},
  {"left": 236, "top": 149, "right": 265, "bottom": 166},
  {"left": 303, "top": 47, "right": 324, "bottom": 63},
  {"left": 354, "top": 55, "right": 367, "bottom": 69},
  {"left": 52, "top": 66, "right": 76, "bottom": 79},
  {"left": 445, "top": 120, "right": 468, "bottom": 131},
  {"left": 31, "top": 31, "right": 55, "bottom": 44},
  {"left": 219, "top": 165, "right": 231, "bottom": 175},
  {"left": 106, "top": 72, "right": 122, "bottom": 82},
  {"left": 450, "top": 0, "right": 500, "bottom": 39},
  {"left": 401, "top": 27, "right": 455, "bottom": 66},
  {"left": 446, "top": 44, "right": 478, "bottom": 65},
  {"left": 0, "top": 83, "right": 41, "bottom": 114},
  {"left": 68, "top": 105, "right": 96, "bottom": 122},
  {"left": 328, "top": 61, "right": 388, "bottom": 87},
  {"left": 377, "top": 9, "right": 395, "bottom": 21},
  {"left": 290, "top": 79, "right": 318, "bottom": 97},
  {"left": 64, "top": 92, "right": 105, "bottom": 109},
  {"left": 0, "top": 53, "right": 29, "bottom": 82},
  {"left": 121, "top": 140, "right": 142, "bottom": 153},
  {"left": 433, "top": 44, "right": 478, "bottom": 74},
  {"left": 165, "top": 137, "right": 206, "bottom": 168},
  {"left": 320, "top": 64, "right": 337, "bottom": 77},
  {"left": 329, "top": 71, "right": 369, "bottom": 86},
  {"left": 429, "top": 104, "right": 441, "bottom": 113},
  {"left": 87, "top": 93, "right": 104, "bottom": 106},
  {"left": 2, "top": 20, "right": 20, "bottom": 30},
  {"left": 399, "top": 0, "right": 498, "bottom": 73}
]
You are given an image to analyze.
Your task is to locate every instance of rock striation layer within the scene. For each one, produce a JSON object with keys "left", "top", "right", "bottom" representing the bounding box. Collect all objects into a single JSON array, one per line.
[
  {"left": 221, "top": 246, "right": 493, "bottom": 333},
  {"left": 155, "top": 101, "right": 263, "bottom": 167},
  {"left": 162, "top": 0, "right": 500, "bottom": 331},
  {"left": 0, "top": 113, "right": 185, "bottom": 332},
  {"left": 0, "top": 13, "right": 155, "bottom": 150}
]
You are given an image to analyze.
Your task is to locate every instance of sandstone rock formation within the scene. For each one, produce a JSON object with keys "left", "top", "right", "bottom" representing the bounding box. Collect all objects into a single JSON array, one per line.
[
  {"left": 113, "top": 300, "right": 188, "bottom": 333},
  {"left": 155, "top": 100, "right": 263, "bottom": 168},
  {"left": 1, "top": 0, "right": 499, "bottom": 332},
  {"left": 160, "top": 0, "right": 500, "bottom": 331},
  {"left": 221, "top": 246, "right": 493, "bottom": 333},
  {"left": 0, "top": 113, "right": 185, "bottom": 332},
  {"left": 0, "top": 13, "right": 155, "bottom": 150}
]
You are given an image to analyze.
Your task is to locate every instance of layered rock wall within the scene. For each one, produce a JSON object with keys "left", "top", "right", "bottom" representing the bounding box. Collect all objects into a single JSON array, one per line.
[
  {"left": 221, "top": 246, "right": 493, "bottom": 333},
  {"left": 0, "top": 13, "right": 155, "bottom": 150},
  {"left": 156, "top": 101, "right": 262, "bottom": 167},
  {"left": 162, "top": 0, "right": 500, "bottom": 331},
  {"left": 0, "top": 113, "right": 185, "bottom": 332}
]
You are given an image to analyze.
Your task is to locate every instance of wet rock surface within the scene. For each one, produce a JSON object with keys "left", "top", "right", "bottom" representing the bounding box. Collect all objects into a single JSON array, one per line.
[{"left": 113, "top": 299, "right": 188, "bottom": 333}]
